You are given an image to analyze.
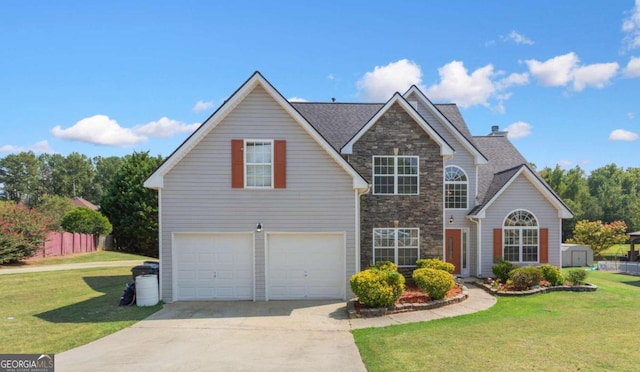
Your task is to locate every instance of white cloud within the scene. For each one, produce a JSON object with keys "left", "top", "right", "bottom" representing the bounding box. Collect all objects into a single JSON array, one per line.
[
  {"left": 288, "top": 97, "right": 308, "bottom": 102},
  {"left": 525, "top": 52, "right": 619, "bottom": 91},
  {"left": 427, "top": 61, "right": 496, "bottom": 108},
  {"left": 356, "top": 59, "right": 425, "bottom": 101},
  {"left": 496, "top": 72, "right": 529, "bottom": 90},
  {"left": 622, "top": 0, "right": 640, "bottom": 51},
  {"left": 628, "top": 112, "right": 636, "bottom": 119},
  {"left": 29, "top": 140, "right": 54, "bottom": 153},
  {"left": 502, "top": 31, "right": 534, "bottom": 45},
  {"left": 558, "top": 160, "right": 573, "bottom": 167},
  {"left": 52, "top": 115, "right": 146, "bottom": 146},
  {"left": 0, "top": 140, "right": 54, "bottom": 154},
  {"left": 327, "top": 74, "right": 335, "bottom": 80},
  {"left": 624, "top": 56, "right": 640, "bottom": 77},
  {"left": 609, "top": 129, "right": 639, "bottom": 141},
  {"left": 192, "top": 100, "right": 214, "bottom": 113},
  {"left": 0, "top": 145, "right": 22, "bottom": 153},
  {"left": 134, "top": 117, "right": 199, "bottom": 138},
  {"left": 572, "top": 62, "right": 619, "bottom": 91},
  {"left": 506, "top": 121, "right": 532, "bottom": 139},
  {"left": 525, "top": 52, "right": 579, "bottom": 87}
]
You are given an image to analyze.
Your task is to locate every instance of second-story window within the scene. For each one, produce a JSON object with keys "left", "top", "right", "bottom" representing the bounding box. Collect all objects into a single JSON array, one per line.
[
  {"left": 245, "top": 140, "right": 273, "bottom": 188},
  {"left": 373, "top": 156, "right": 419, "bottom": 195},
  {"left": 445, "top": 166, "right": 468, "bottom": 209}
]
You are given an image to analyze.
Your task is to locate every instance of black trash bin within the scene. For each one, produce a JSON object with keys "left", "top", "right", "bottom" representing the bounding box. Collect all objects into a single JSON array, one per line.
[{"left": 131, "top": 262, "right": 159, "bottom": 283}]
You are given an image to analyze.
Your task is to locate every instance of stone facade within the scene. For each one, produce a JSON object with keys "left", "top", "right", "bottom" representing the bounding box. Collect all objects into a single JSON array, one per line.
[{"left": 349, "top": 102, "right": 444, "bottom": 274}]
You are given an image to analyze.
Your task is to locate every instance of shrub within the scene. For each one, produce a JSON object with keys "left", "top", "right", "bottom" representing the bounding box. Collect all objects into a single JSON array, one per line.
[
  {"left": 508, "top": 266, "right": 543, "bottom": 291},
  {"left": 492, "top": 259, "right": 517, "bottom": 282},
  {"left": 372, "top": 260, "right": 398, "bottom": 272},
  {"left": 0, "top": 201, "right": 51, "bottom": 263},
  {"left": 350, "top": 268, "right": 405, "bottom": 308},
  {"left": 415, "top": 258, "right": 455, "bottom": 274},
  {"left": 539, "top": 264, "right": 565, "bottom": 286},
  {"left": 61, "top": 207, "right": 113, "bottom": 235},
  {"left": 412, "top": 268, "right": 455, "bottom": 300},
  {"left": 566, "top": 269, "right": 588, "bottom": 285}
]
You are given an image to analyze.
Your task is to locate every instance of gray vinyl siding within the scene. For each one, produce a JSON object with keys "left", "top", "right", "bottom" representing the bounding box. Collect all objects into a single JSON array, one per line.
[
  {"left": 160, "top": 85, "right": 357, "bottom": 301},
  {"left": 479, "top": 175, "right": 562, "bottom": 277},
  {"left": 410, "top": 95, "right": 480, "bottom": 275}
]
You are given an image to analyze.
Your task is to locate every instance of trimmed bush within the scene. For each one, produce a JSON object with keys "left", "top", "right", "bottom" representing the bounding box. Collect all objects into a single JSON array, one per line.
[
  {"left": 373, "top": 260, "right": 398, "bottom": 272},
  {"left": 412, "top": 268, "right": 455, "bottom": 300},
  {"left": 566, "top": 269, "right": 588, "bottom": 285},
  {"left": 492, "top": 259, "right": 517, "bottom": 282},
  {"left": 539, "top": 264, "right": 565, "bottom": 286},
  {"left": 508, "top": 266, "right": 543, "bottom": 290},
  {"left": 350, "top": 268, "right": 405, "bottom": 308},
  {"left": 415, "top": 258, "right": 455, "bottom": 274}
]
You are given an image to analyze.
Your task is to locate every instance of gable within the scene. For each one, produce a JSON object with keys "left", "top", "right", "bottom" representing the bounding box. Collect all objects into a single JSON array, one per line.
[
  {"left": 469, "top": 166, "right": 573, "bottom": 219},
  {"left": 341, "top": 93, "right": 454, "bottom": 157},
  {"left": 144, "top": 72, "right": 368, "bottom": 191},
  {"left": 404, "top": 87, "right": 487, "bottom": 165}
]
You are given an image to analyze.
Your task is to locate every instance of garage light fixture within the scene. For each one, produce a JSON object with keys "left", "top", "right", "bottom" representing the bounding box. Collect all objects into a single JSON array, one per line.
[
  {"left": 256, "top": 223, "right": 263, "bottom": 232},
  {"left": 449, "top": 216, "right": 454, "bottom": 225}
]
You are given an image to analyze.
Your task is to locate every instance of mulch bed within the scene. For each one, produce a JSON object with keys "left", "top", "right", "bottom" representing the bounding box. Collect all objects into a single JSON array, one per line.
[{"left": 351, "top": 284, "right": 464, "bottom": 315}]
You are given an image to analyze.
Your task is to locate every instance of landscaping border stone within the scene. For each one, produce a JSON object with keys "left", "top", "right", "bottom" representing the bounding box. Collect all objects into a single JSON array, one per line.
[
  {"left": 475, "top": 281, "right": 597, "bottom": 297},
  {"left": 346, "top": 285, "right": 469, "bottom": 319}
]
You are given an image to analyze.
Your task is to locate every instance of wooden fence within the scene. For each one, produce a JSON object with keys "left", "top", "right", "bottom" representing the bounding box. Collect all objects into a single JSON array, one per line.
[{"left": 32, "top": 232, "right": 97, "bottom": 258}]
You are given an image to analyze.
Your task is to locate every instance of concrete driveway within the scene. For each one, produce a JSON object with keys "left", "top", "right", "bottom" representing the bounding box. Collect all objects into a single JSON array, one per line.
[{"left": 56, "top": 300, "right": 366, "bottom": 372}]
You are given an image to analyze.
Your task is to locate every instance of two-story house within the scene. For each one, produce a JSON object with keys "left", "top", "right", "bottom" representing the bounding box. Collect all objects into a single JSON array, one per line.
[{"left": 145, "top": 72, "right": 573, "bottom": 303}]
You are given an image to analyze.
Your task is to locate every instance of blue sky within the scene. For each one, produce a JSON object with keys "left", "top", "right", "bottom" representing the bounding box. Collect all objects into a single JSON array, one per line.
[{"left": 1, "top": 1, "right": 639, "bottom": 173}]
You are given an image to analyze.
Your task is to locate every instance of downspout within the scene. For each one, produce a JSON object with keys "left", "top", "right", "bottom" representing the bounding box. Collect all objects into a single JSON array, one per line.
[
  {"left": 468, "top": 217, "right": 481, "bottom": 277},
  {"left": 355, "top": 185, "right": 371, "bottom": 273}
]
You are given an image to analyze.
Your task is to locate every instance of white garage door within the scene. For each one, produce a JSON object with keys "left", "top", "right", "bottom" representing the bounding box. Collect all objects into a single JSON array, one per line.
[
  {"left": 267, "top": 233, "right": 345, "bottom": 300},
  {"left": 175, "top": 233, "right": 253, "bottom": 301}
]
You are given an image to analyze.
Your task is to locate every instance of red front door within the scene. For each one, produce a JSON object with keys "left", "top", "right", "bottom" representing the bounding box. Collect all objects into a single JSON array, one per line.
[{"left": 445, "top": 229, "right": 461, "bottom": 275}]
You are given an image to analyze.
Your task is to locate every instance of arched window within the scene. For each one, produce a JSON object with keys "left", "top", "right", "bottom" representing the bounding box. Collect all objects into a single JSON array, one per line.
[
  {"left": 503, "top": 210, "right": 539, "bottom": 262},
  {"left": 445, "top": 166, "right": 468, "bottom": 209}
]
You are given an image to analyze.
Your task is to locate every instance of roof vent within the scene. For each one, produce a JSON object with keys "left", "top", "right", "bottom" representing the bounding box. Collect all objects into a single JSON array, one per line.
[
  {"left": 489, "top": 125, "right": 508, "bottom": 137},
  {"left": 331, "top": 97, "right": 336, "bottom": 103}
]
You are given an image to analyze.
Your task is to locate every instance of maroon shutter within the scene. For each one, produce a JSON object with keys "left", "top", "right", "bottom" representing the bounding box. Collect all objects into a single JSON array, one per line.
[
  {"left": 274, "top": 140, "right": 286, "bottom": 189},
  {"left": 493, "top": 228, "right": 502, "bottom": 263},
  {"left": 539, "top": 228, "right": 549, "bottom": 263},
  {"left": 231, "top": 139, "right": 244, "bottom": 188}
]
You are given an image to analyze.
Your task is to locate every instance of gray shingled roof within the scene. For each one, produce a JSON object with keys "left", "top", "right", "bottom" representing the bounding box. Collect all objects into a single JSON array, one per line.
[
  {"left": 291, "top": 102, "right": 383, "bottom": 151},
  {"left": 473, "top": 135, "right": 528, "bottom": 204},
  {"left": 291, "top": 102, "right": 472, "bottom": 151}
]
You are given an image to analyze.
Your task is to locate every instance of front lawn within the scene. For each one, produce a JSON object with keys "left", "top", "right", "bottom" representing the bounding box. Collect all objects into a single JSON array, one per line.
[
  {"left": 0, "top": 266, "right": 162, "bottom": 353},
  {"left": 353, "top": 271, "right": 640, "bottom": 371},
  {"left": 22, "top": 251, "right": 154, "bottom": 266}
]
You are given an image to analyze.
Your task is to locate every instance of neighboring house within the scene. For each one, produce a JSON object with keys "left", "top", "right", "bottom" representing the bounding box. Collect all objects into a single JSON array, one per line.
[
  {"left": 71, "top": 196, "right": 99, "bottom": 210},
  {"left": 144, "top": 72, "right": 573, "bottom": 303}
]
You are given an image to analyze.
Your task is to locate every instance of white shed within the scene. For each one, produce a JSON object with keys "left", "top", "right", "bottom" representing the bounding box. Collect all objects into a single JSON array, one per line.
[{"left": 561, "top": 244, "right": 593, "bottom": 267}]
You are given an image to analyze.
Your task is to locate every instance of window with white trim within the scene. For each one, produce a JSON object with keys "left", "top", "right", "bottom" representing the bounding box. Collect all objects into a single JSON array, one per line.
[
  {"left": 373, "top": 156, "right": 419, "bottom": 195},
  {"left": 445, "top": 166, "right": 468, "bottom": 209},
  {"left": 373, "top": 228, "right": 420, "bottom": 266},
  {"left": 245, "top": 140, "right": 272, "bottom": 188},
  {"left": 503, "top": 210, "right": 538, "bottom": 262}
]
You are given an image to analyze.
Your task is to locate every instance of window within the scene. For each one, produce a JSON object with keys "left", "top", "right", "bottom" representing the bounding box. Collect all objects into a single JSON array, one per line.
[
  {"left": 503, "top": 210, "right": 538, "bottom": 262},
  {"left": 245, "top": 140, "right": 273, "bottom": 187},
  {"left": 373, "top": 228, "right": 419, "bottom": 266},
  {"left": 445, "top": 166, "right": 468, "bottom": 209},
  {"left": 373, "top": 156, "right": 419, "bottom": 195},
  {"left": 231, "top": 139, "right": 286, "bottom": 189}
]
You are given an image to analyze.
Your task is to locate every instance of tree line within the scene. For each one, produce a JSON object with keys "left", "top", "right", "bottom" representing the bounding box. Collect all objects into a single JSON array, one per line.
[
  {"left": 539, "top": 164, "right": 640, "bottom": 240},
  {"left": 0, "top": 151, "right": 163, "bottom": 259}
]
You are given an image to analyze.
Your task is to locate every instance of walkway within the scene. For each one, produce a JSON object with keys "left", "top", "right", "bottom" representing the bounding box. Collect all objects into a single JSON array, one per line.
[{"left": 0, "top": 260, "right": 145, "bottom": 275}]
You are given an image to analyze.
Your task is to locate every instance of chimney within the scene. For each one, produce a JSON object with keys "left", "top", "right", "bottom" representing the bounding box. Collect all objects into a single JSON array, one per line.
[{"left": 489, "top": 125, "right": 508, "bottom": 137}]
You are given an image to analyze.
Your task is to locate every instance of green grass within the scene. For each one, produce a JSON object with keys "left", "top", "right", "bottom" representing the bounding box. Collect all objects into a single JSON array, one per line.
[
  {"left": 353, "top": 271, "right": 640, "bottom": 371},
  {"left": 0, "top": 266, "right": 162, "bottom": 353},
  {"left": 601, "top": 244, "right": 631, "bottom": 257},
  {"left": 22, "top": 251, "right": 154, "bottom": 266}
]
